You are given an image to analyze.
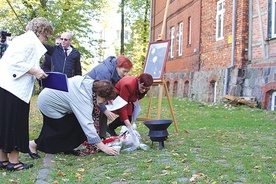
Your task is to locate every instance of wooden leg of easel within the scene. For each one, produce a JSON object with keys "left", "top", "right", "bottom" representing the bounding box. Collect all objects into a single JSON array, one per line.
[
  {"left": 164, "top": 82, "right": 178, "bottom": 132},
  {"left": 146, "top": 85, "right": 155, "bottom": 118},
  {"left": 157, "top": 84, "right": 163, "bottom": 119}
]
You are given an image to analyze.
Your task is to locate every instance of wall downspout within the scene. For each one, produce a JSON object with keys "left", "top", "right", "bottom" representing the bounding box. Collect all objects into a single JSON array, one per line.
[
  {"left": 150, "top": 0, "right": 154, "bottom": 41},
  {"left": 223, "top": 0, "right": 236, "bottom": 96}
]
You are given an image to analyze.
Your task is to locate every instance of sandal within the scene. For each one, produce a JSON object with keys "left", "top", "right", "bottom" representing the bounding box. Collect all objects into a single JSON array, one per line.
[
  {"left": 0, "top": 160, "right": 8, "bottom": 169},
  {"left": 28, "top": 150, "right": 41, "bottom": 159},
  {"left": 6, "top": 161, "right": 33, "bottom": 171}
]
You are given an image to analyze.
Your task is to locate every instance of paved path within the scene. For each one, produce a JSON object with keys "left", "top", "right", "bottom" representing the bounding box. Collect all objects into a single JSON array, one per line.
[{"left": 35, "top": 154, "right": 55, "bottom": 184}]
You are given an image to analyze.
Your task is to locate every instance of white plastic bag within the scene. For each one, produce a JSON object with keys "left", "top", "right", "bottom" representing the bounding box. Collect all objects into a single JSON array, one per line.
[{"left": 119, "top": 126, "right": 149, "bottom": 152}]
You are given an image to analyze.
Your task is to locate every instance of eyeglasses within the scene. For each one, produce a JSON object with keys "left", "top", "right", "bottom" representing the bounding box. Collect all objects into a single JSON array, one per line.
[
  {"left": 139, "top": 84, "right": 151, "bottom": 91},
  {"left": 61, "top": 38, "right": 70, "bottom": 41}
]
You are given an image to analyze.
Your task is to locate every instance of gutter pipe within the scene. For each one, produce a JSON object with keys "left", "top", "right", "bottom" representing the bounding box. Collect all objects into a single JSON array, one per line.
[{"left": 223, "top": 0, "right": 237, "bottom": 95}]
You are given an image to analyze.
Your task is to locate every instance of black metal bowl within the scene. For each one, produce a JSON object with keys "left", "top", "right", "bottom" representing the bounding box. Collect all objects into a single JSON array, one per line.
[{"left": 144, "top": 119, "right": 173, "bottom": 130}]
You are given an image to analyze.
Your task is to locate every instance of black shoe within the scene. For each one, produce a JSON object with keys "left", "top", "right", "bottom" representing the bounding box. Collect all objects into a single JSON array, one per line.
[
  {"left": 0, "top": 160, "right": 8, "bottom": 169},
  {"left": 28, "top": 150, "right": 41, "bottom": 159},
  {"left": 6, "top": 161, "right": 33, "bottom": 171},
  {"left": 106, "top": 125, "right": 117, "bottom": 136},
  {"left": 64, "top": 149, "right": 82, "bottom": 156}
]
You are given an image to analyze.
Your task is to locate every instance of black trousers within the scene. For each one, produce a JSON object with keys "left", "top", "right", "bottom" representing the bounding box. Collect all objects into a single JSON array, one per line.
[
  {"left": 108, "top": 116, "right": 132, "bottom": 132},
  {"left": 98, "top": 112, "right": 108, "bottom": 138}
]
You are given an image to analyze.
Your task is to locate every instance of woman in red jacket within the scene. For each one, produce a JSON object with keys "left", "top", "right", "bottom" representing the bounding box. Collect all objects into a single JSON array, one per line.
[{"left": 107, "top": 73, "right": 153, "bottom": 136}]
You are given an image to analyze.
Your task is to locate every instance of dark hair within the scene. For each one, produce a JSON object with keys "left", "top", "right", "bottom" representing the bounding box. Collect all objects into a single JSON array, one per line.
[
  {"left": 93, "top": 80, "right": 116, "bottom": 100},
  {"left": 116, "top": 55, "right": 133, "bottom": 69},
  {"left": 139, "top": 73, "right": 153, "bottom": 87}
]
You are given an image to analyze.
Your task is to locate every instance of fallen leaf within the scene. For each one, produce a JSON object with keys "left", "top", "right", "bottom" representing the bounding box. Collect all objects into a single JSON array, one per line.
[
  {"left": 57, "top": 170, "right": 66, "bottom": 176},
  {"left": 123, "top": 172, "right": 131, "bottom": 176},
  {"left": 160, "top": 172, "right": 168, "bottom": 176},
  {"left": 8, "top": 179, "right": 17, "bottom": 184},
  {"left": 253, "top": 166, "right": 260, "bottom": 169},
  {"left": 183, "top": 166, "right": 189, "bottom": 172},
  {"left": 77, "top": 168, "right": 85, "bottom": 172},
  {"left": 144, "top": 159, "right": 152, "bottom": 163},
  {"left": 75, "top": 173, "right": 83, "bottom": 180},
  {"left": 181, "top": 158, "right": 187, "bottom": 163},
  {"left": 184, "top": 129, "right": 189, "bottom": 133}
]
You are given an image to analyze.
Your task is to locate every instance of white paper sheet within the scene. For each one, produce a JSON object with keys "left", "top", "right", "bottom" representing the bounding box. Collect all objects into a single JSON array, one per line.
[
  {"left": 105, "top": 96, "right": 127, "bottom": 111},
  {"left": 132, "top": 99, "right": 141, "bottom": 122}
]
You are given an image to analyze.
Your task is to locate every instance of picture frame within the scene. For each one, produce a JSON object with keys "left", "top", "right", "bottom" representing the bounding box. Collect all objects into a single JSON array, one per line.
[{"left": 143, "top": 40, "right": 170, "bottom": 80}]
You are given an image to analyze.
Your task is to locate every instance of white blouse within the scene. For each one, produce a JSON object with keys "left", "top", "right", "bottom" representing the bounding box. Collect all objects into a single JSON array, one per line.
[{"left": 0, "top": 31, "right": 47, "bottom": 103}]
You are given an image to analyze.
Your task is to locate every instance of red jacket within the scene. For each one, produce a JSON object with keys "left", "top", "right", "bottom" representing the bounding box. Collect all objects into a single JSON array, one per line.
[{"left": 114, "top": 76, "right": 146, "bottom": 122}]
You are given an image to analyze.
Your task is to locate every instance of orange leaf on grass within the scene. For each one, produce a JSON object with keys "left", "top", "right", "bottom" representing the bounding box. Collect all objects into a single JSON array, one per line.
[{"left": 57, "top": 170, "right": 66, "bottom": 176}]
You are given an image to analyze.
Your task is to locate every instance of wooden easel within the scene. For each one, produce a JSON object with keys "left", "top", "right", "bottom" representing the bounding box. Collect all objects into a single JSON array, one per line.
[
  {"left": 137, "top": 79, "right": 178, "bottom": 132},
  {"left": 137, "top": 0, "right": 178, "bottom": 132}
]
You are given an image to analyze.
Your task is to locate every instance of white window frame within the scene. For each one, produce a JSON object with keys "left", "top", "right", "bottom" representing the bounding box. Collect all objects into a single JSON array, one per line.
[
  {"left": 188, "top": 17, "right": 192, "bottom": 45},
  {"left": 178, "top": 22, "right": 183, "bottom": 56},
  {"left": 272, "top": 0, "right": 276, "bottom": 37},
  {"left": 271, "top": 91, "right": 276, "bottom": 111},
  {"left": 213, "top": 81, "right": 217, "bottom": 103},
  {"left": 216, "top": 0, "right": 225, "bottom": 40},
  {"left": 170, "top": 27, "right": 175, "bottom": 58}
]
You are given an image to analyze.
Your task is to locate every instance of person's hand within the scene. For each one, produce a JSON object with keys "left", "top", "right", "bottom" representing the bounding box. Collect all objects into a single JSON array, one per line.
[
  {"left": 103, "top": 110, "right": 116, "bottom": 121},
  {"left": 124, "top": 120, "right": 132, "bottom": 128},
  {"left": 107, "top": 100, "right": 113, "bottom": 105},
  {"left": 36, "top": 69, "right": 48, "bottom": 80},
  {"left": 96, "top": 142, "right": 119, "bottom": 156},
  {"left": 34, "top": 69, "right": 48, "bottom": 80},
  {"left": 28, "top": 68, "right": 48, "bottom": 80}
]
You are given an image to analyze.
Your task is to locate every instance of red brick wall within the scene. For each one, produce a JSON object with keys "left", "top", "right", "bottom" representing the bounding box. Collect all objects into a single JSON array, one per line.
[
  {"left": 200, "top": 0, "right": 248, "bottom": 71},
  {"left": 151, "top": 0, "right": 201, "bottom": 73}
]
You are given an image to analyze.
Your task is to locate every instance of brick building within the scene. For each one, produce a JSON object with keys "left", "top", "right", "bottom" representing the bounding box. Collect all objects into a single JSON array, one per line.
[
  {"left": 150, "top": 0, "right": 276, "bottom": 110},
  {"left": 246, "top": 0, "right": 276, "bottom": 110}
]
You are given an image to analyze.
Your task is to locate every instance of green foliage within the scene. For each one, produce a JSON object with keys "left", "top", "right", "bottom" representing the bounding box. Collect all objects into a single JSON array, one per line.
[
  {"left": 0, "top": 0, "right": 105, "bottom": 65},
  {"left": 124, "top": 0, "right": 151, "bottom": 76},
  {"left": 0, "top": 0, "right": 151, "bottom": 74}
]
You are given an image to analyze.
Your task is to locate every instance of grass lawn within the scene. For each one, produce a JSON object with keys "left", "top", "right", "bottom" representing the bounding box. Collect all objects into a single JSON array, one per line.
[{"left": 0, "top": 95, "right": 275, "bottom": 184}]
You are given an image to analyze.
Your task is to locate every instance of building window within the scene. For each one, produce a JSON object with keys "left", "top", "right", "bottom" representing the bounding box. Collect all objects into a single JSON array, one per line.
[
  {"left": 178, "top": 22, "right": 183, "bottom": 56},
  {"left": 124, "top": 30, "right": 130, "bottom": 40},
  {"left": 116, "top": 30, "right": 120, "bottom": 40},
  {"left": 271, "top": 91, "right": 276, "bottom": 111},
  {"left": 209, "top": 81, "right": 217, "bottom": 102},
  {"left": 271, "top": 0, "right": 276, "bottom": 38},
  {"left": 216, "top": 0, "right": 225, "bottom": 40},
  {"left": 187, "top": 17, "right": 192, "bottom": 45},
  {"left": 173, "top": 81, "right": 178, "bottom": 97},
  {"left": 170, "top": 27, "right": 175, "bottom": 58},
  {"left": 183, "top": 81, "right": 189, "bottom": 98}
]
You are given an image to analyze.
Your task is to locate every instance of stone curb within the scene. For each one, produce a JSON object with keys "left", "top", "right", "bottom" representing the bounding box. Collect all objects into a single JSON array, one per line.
[{"left": 35, "top": 154, "right": 55, "bottom": 184}]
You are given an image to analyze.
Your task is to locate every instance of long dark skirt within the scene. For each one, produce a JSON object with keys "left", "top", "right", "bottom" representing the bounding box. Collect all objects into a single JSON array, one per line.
[
  {"left": 0, "top": 87, "right": 30, "bottom": 153},
  {"left": 35, "top": 113, "right": 86, "bottom": 154}
]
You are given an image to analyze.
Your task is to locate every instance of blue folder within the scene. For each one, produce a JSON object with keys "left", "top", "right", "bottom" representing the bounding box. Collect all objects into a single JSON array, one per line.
[{"left": 40, "top": 72, "right": 68, "bottom": 92}]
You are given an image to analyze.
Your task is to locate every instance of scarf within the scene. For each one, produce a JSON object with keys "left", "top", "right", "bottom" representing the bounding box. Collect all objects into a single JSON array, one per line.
[{"left": 92, "top": 92, "right": 100, "bottom": 134}]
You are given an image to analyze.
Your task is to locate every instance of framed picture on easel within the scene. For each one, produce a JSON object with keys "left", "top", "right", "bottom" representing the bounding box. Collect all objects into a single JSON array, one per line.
[{"left": 143, "top": 40, "right": 170, "bottom": 80}]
